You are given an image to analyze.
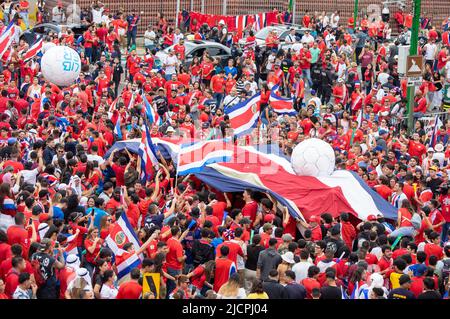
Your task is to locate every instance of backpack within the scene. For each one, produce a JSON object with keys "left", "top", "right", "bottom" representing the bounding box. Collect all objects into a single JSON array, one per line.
[
  {"left": 410, "top": 213, "right": 422, "bottom": 230},
  {"left": 441, "top": 259, "right": 450, "bottom": 288},
  {"left": 31, "top": 259, "right": 46, "bottom": 287}
]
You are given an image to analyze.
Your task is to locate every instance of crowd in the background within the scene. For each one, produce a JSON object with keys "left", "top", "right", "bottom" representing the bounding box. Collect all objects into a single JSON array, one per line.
[{"left": 0, "top": 0, "right": 449, "bottom": 300}]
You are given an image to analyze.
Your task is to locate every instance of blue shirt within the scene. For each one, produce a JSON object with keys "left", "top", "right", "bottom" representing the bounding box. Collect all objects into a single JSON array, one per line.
[
  {"left": 52, "top": 206, "right": 64, "bottom": 220},
  {"left": 87, "top": 207, "right": 109, "bottom": 229},
  {"left": 224, "top": 66, "right": 237, "bottom": 78}
]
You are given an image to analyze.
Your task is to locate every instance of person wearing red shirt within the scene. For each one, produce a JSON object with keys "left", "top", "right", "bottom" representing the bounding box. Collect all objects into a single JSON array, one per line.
[
  {"left": 116, "top": 268, "right": 142, "bottom": 299},
  {"left": 378, "top": 246, "right": 393, "bottom": 277},
  {"left": 301, "top": 266, "right": 321, "bottom": 299},
  {"left": 242, "top": 189, "right": 258, "bottom": 226},
  {"left": 201, "top": 56, "right": 214, "bottom": 85},
  {"left": 405, "top": 133, "right": 426, "bottom": 164},
  {"left": 4, "top": 256, "right": 26, "bottom": 298},
  {"left": 173, "top": 39, "right": 186, "bottom": 61},
  {"left": 7, "top": 213, "right": 35, "bottom": 258},
  {"left": 213, "top": 245, "right": 237, "bottom": 292},
  {"left": 83, "top": 26, "right": 94, "bottom": 61},
  {"left": 166, "top": 226, "right": 186, "bottom": 296},
  {"left": 210, "top": 71, "right": 226, "bottom": 106},
  {"left": 346, "top": 120, "right": 364, "bottom": 148},
  {"left": 413, "top": 90, "right": 428, "bottom": 116},
  {"left": 309, "top": 215, "right": 323, "bottom": 242},
  {"left": 216, "top": 238, "right": 244, "bottom": 265},
  {"left": 340, "top": 213, "right": 356, "bottom": 250},
  {"left": 424, "top": 232, "right": 443, "bottom": 265},
  {"left": 84, "top": 228, "right": 103, "bottom": 274}
]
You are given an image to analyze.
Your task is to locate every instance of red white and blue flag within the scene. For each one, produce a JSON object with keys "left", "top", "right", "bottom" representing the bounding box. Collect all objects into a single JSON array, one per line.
[
  {"left": 143, "top": 93, "right": 161, "bottom": 125},
  {"left": 224, "top": 93, "right": 261, "bottom": 137},
  {"left": 0, "top": 22, "right": 17, "bottom": 57},
  {"left": 106, "top": 139, "right": 397, "bottom": 223},
  {"left": 105, "top": 213, "right": 143, "bottom": 281},
  {"left": 21, "top": 37, "right": 43, "bottom": 62},
  {"left": 63, "top": 233, "right": 79, "bottom": 257},
  {"left": 177, "top": 138, "right": 234, "bottom": 176},
  {"left": 138, "top": 123, "right": 159, "bottom": 181},
  {"left": 269, "top": 85, "right": 296, "bottom": 115}
]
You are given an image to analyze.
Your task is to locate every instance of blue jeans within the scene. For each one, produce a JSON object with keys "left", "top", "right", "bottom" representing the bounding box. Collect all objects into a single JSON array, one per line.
[
  {"left": 302, "top": 69, "right": 313, "bottom": 87},
  {"left": 145, "top": 44, "right": 156, "bottom": 52},
  {"left": 165, "top": 73, "right": 174, "bottom": 81},
  {"left": 166, "top": 267, "right": 181, "bottom": 298},
  {"left": 441, "top": 222, "right": 450, "bottom": 245},
  {"left": 389, "top": 226, "right": 415, "bottom": 239},
  {"left": 85, "top": 47, "right": 93, "bottom": 61},
  {"left": 413, "top": 112, "right": 424, "bottom": 119},
  {"left": 213, "top": 93, "right": 224, "bottom": 108}
]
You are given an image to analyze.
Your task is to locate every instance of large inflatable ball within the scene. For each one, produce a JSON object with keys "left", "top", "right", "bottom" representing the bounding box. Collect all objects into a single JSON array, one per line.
[
  {"left": 291, "top": 138, "right": 336, "bottom": 177},
  {"left": 41, "top": 46, "right": 81, "bottom": 87}
]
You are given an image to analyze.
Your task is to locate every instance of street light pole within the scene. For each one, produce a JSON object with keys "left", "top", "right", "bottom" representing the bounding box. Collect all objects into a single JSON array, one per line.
[
  {"left": 353, "top": 0, "right": 358, "bottom": 29},
  {"left": 406, "top": 0, "right": 422, "bottom": 135}
]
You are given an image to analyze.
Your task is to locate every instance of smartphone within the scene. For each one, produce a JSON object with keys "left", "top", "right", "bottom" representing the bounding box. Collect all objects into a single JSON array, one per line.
[
  {"left": 28, "top": 218, "right": 33, "bottom": 226},
  {"left": 54, "top": 242, "right": 60, "bottom": 248}
]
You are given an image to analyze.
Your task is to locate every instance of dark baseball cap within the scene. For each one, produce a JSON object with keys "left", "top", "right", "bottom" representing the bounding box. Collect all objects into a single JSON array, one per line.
[{"left": 399, "top": 274, "right": 412, "bottom": 285}]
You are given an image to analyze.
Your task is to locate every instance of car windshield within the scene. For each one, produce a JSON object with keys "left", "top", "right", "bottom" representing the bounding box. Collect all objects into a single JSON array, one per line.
[
  {"left": 255, "top": 27, "right": 286, "bottom": 40},
  {"left": 162, "top": 42, "right": 196, "bottom": 54}
]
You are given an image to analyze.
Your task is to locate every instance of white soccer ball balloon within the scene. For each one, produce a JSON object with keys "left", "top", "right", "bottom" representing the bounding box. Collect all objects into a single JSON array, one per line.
[
  {"left": 41, "top": 46, "right": 81, "bottom": 87},
  {"left": 291, "top": 138, "right": 336, "bottom": 177}
]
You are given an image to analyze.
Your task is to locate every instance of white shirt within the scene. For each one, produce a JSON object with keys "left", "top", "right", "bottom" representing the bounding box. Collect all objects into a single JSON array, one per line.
[
  {"left": 231, "top": 239, "right": 246, "bottom": 270},
  {"left": 163, "top": 55, "right": 179, "bottom": 75},
  {"left": 100, "top": 284, "right": 118, "bottom": 299},
  {"left": 322, "top": 16, "right": 329, "bottom": 28},
  {"left": 377, "top": 72, "right": 390, "bottom": 85},
  {"left": 91, "top": 7, "right": 104, "bottom": 24},
  {"left": 87, "top": 154, "right": 105, "bottom": 165},
  {"left": 301, "top": 34, "right": 314, "bottom": 44},
  {"left": 173, "top": 33, "right": 184, "bottom": 45},
  {"left": 424, "top": 43, "right": 437, "bottom": 60},
  {"left": 222, "top": 94, "right": 240, "bottom": 108},
  {"left": 445, "top": 61, "right": 450, "bottom": 81},
  {"left": 52, "top": 7, "right": 65, "bottom": 23},
  {"left": 292, "top": 261, "right": 313, "bottom": 282},
  {"left": 331, "top": 14, "right": 340, "bottom": 28},
  {"left": 144, "top": 30, "right": 156, "bottom": 46},
  {"left": 325, "top": 34, "right": 335, "bottom": 48},
  {"left": 21, "top": 168, "right": 40, "bottom": 185},
  {"left": 291, "top": 42, "right": 303, "bottom": 54}
]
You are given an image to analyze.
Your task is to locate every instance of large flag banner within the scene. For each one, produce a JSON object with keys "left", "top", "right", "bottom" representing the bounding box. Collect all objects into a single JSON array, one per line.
[
  {"left": 270, "top": 85, "right": 296, "bottom": 115},
  {"left": 0, "top": 22, "right": 17, "bottom": 57},
  {"left": 138, "top": 123, "right": 159, "bottom": 181},
  {"left": 225, "top": 93, "right": 261, "bottom": 137},
  {"left": 105, "top": 213, "right": 143, "bottom": 281},
  {"left": 177, "top": 138, "right": 234, "bottom": 176},
  {"left": 22, "top": 37, "right": 43, "bottom": 62},
  {"left": 143, "top": 94, "right": 160, "bottom": 125}
]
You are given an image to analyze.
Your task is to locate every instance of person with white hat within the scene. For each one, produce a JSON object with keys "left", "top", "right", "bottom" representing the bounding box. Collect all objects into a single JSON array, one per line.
[
  {"left": 433, "top": 143, "right": 446, "bottom": 167},
  {"left": 278, "top": 251, "right": 296, "bottom": 285},
  {"left": 65, "top": 267, "right": 93, "bottom": 299}
]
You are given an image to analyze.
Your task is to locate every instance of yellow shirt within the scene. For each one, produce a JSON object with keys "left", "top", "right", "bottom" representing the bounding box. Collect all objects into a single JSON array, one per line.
[
  {"left": 247, "top": 292, "right": 269, "bottom": 299},
  {"left": 390, "top": 272, "right": 402, "bottom": 289}
]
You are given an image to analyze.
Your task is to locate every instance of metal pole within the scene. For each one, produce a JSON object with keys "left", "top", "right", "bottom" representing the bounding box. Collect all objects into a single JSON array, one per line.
[
  {"left": 406, "top": 0, "right": 421, "bottom": 135},
  {"left": 201, "top": 0, "right": 205, "bottom": 13},
  {"left": 223, "top": 0, "right": 227, "bottom": 16},
  {"left": 175, "top": 0, "right": 180, "bottom": 28},
  {"left": 353, "top": 0, "right": 358, "bottom": 29},
  {"left": 292, "top": 0, "right": 296, "bottom": 24},
  {"left": 190, "top": 0, "right": 194, "bottom": 12}
]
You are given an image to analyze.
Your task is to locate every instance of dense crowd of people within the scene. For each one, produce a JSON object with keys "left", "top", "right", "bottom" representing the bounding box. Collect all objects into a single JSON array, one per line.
[{"left": 0, "top": 1, "right": 449, "bottom": 300}]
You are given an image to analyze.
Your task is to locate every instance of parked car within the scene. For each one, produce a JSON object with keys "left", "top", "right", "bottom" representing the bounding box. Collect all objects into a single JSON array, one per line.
[
  {"left": 155, "top": 40, "right": 232, "bottom": 69},
  {"left": 20, "top": 23, "right": 89, "bottom": 45},
  {"left": 238, "top": 24, "right": 311, "bottom": 50}
]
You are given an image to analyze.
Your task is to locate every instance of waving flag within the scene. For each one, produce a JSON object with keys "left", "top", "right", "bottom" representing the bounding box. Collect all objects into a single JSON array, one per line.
[
  {"left": 350, "top": 282, "right": 360, "bottom": 299},
  {"left": 138, "top": 123, "right": 159, "bottom": 181},
  {"left": 105, "top": 213, "right": 143, "bottom": 281},
  {"left": 177, "top": 138, "right": 234, "bottom": 176},
  {"left": 114, "top": 116, "right": 122, "bottom": 140},
  {"left": 225, "top": 93, "right": 261, "bottom": 137},
  {"left": 63, "top": 233, "right": 79, "bottom": 257},
  {"left": 270, "top": 85, "right": 296, "bottom": 115},
  {"left": 40, "top": 96, "right": 49, "bottom": 112},
  {"left": 143, "top": 93, "right": 161, "bottom": 125},
  {"left": 106, "top": 139, "right": 397, "bottom": 223},
  {"left": 55, "top": 117, "right": 70, "bottom": 132},
  {"left": 0, "top": 22, "right": 16, "bottom": 57},
  {"left": 22, "top": 37, "right": 43, "bottom": 62},
  {"left": 431, "top": 115, "right": 443, "bottom": 147}
]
